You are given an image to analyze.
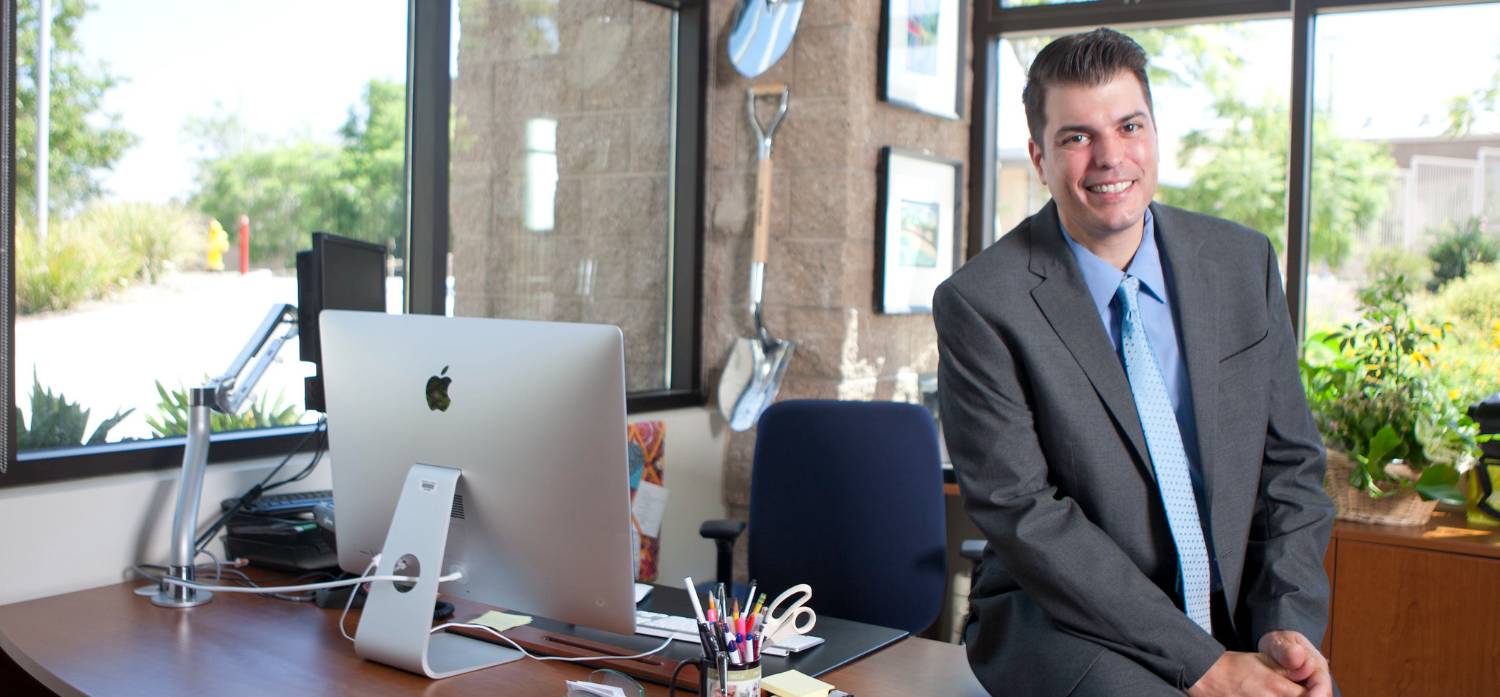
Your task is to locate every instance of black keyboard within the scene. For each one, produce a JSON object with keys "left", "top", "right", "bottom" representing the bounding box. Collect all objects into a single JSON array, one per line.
[{"left": 222, "top": 489, "right": 333, "bottom": 516}]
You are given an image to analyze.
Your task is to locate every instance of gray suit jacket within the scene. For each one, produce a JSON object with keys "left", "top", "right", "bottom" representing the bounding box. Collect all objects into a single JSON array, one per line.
[{"left": 934, "top": 201, "right": 1334, "bottom": 694}]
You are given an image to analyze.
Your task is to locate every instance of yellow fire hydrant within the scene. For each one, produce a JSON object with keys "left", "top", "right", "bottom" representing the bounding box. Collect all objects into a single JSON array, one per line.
[{"left": 206, "top": 219, "right": 230, "bottom": 271}]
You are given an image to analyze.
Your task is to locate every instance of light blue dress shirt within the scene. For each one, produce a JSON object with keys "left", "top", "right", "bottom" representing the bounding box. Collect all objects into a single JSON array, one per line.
[{"left": 1059, "top": 210, "right": 1221, "bottom": 591}]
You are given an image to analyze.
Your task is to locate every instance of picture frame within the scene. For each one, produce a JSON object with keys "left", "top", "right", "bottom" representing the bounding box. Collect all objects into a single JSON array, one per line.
[
  {"left": 877, "top": 148, "right": 962, "bottom": 315},
  {"left": 879, "top": 0, "right": 967, "bottom": 120}
]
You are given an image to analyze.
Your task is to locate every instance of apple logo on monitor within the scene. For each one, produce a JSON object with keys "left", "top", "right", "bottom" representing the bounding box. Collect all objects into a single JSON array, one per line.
[{"left": 426, "top": 366, "right": 452, "bottom": 412}]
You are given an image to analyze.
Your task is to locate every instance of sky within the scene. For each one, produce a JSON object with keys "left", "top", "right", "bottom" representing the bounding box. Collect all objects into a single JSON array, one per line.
[{"left": 73, "top": 0, "right": 408, "bottom": 203}]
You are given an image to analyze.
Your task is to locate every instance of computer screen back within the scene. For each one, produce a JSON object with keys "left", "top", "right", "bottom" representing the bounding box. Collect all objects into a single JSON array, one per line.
[
  {"left": 318, "top": 311, "right": 635, "bottom": 635},
  {"left": 296, "top": 232, "right": 386, "bottom": 411}
]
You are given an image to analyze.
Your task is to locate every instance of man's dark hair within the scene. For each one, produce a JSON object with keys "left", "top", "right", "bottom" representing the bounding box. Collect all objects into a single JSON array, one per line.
[{"left": 1022, "top": 28, "right": 1153, "bottom": 152}]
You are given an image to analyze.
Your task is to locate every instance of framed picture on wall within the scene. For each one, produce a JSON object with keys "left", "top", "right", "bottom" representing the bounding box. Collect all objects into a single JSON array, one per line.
[
  {"left": 879, "top": 0, "right": 966, "bottom": 119},
  {"left": 877, "top": 148, "right": 962, "bottom": 315}
]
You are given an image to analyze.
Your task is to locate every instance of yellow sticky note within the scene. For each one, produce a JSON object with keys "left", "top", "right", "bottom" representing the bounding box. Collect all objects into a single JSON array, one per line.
[
  {"left": 466, "top": 610, "right": 533, "bottom": 633},
  {"left": 761, "top": 669, "right": 835, "bottom": 697}
]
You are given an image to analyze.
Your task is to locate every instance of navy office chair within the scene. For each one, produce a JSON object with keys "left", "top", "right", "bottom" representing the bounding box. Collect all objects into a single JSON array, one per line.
[{"left": 700, "top": 400, "right": 948, "bottom": 634}]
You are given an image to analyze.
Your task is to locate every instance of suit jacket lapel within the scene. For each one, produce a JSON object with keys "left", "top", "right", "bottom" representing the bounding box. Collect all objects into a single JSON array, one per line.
[
  {"left": 1027, "top": 202, "right": 1152, "bottom": 473},
  {"left": 1152, "top": 203, "right": 1220, "bottom": 501}
]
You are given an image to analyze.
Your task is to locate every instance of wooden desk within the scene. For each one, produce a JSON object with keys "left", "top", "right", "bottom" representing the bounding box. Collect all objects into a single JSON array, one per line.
[
  {"left": 1325, "top": 510, "right": 1500, "bottom": 697},
  {"left": 0, "top": 581, "right": 987, "bottom": 697}
]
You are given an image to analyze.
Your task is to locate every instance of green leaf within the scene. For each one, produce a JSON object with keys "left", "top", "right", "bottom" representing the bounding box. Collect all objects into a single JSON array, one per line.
[
  {"left": 1365, "top": 424, "right": 1402, "bottom": 469},
  {"left": 1413, "top": 464, "right": 1465, "bottom": 505},
  {"left": 86, "top": 408, "right": 135, "bottom": 446}
]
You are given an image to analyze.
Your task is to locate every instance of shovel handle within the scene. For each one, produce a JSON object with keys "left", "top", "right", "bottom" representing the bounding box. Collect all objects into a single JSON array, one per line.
[
  {"left": 749, "top": 83, "right": 787, "bottom": 97},
  {"left": 753, "top": 157, "right": 773, "bottom": 264}
]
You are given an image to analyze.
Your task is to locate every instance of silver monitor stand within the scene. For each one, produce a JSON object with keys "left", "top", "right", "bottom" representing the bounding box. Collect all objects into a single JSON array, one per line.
[{"left": 355, "top": 464, "right": 522, "bottom": 677}]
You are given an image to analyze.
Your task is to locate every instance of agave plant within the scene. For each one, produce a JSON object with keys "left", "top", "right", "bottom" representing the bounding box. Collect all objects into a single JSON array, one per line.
[
  {"left": 145, "top": 379, "right": 302, "bottom": 438},
  {"left": 15, "top": 371, "right": 133, "bottom": 449}
]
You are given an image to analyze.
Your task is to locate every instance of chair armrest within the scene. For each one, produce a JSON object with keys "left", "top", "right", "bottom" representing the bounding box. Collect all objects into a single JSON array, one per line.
[
  {"left": 959, "top": 538, "right": 987, "bottom": 563},
  {"left": 700, "top": 519, "right": 746, "bottom": 587},
  {"left": 699, "top": 519, "right": 746, "bottom": 541}
]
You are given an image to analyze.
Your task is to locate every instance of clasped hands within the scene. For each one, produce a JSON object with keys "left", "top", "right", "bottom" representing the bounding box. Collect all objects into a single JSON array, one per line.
[{"left": 1187, "top": 630, "right": 1332, "bottom": 697}]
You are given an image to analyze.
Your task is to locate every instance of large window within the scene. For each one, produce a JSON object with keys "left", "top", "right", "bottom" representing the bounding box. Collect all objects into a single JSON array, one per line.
[
  {"left": 447, "top": 0, "right": 689, "bottom": 395},
  {"left": 2, "top": 0, "right": 705, "bottom": 486},
  {"left": 994, "top": 21, "right": 1291, "bottom": 259},
  {"left": 8, "top": 0, "right": 405, "bottom": 474},
  {"left": 1306, "top": 3, "right": 1500, "bottom": 407},
  {"left": 974, "top": 0, "right": 1500, "bottom": 437}
]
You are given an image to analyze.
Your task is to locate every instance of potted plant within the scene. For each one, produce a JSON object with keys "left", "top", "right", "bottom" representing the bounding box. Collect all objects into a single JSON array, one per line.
[{"left": 1301, "top": 273, "right": 1479, "bottom": 525}]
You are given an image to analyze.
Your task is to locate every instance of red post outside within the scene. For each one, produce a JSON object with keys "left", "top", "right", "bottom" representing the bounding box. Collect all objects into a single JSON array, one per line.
[{"left": 238, "top": 214, "right": 250, "bottom": 275}]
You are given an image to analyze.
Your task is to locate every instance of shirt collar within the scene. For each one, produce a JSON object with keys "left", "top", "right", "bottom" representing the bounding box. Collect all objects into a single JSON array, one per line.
[{"left": 1059, "top": 207, "right": 1166, "bottom": 314}]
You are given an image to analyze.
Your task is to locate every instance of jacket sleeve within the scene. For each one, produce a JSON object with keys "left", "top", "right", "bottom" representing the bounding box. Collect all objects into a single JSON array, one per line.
[
  {"left": 934, "top": 280, "right": 1226, "bottom": 689},
  {"left": 1240, "top": 239, "right": 1335, "bottom": 647}
]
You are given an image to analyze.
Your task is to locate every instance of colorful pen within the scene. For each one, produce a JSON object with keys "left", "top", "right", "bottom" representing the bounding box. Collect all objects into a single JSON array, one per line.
[
  {"left": 694, "top": 620, "right": 717, "bottom": 659},
  {"left": 723, "top": 633, "right": 738, "bottom": 665},
  {"left": 745, "top": 580, "right": 757, "bottom": 612}
]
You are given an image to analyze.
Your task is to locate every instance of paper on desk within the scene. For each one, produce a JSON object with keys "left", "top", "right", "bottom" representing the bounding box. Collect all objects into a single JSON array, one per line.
[
  {"left": 466, "top": 610, "right": 532, "bottom": 633},
  {"left": 565, "top": 680, "right": 628, "bottom": 697},
  {"left": 632, "top": 481, "right": 669, "bottom": 538}
]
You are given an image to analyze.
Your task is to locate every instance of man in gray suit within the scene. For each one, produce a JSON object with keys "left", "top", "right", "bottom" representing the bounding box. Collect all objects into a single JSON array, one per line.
[{"left": 935, "top": 29, "right": 1335, "bottom": 696}]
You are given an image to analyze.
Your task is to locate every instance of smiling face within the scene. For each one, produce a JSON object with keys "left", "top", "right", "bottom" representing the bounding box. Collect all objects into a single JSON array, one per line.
[{"left": 1028, "top": 69, "right": 1159, "bottom": 249}]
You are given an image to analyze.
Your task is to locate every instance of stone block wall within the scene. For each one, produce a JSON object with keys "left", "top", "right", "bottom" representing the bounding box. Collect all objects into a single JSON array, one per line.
[
  {"left": 447, "top": 0, "right": 973, "bottom": 556},
  {"left": 702, "top": 0, "right": 972, "bottom": 523},
  {"left": 450, "top": 0, "right": 676, "bottom": 390}
]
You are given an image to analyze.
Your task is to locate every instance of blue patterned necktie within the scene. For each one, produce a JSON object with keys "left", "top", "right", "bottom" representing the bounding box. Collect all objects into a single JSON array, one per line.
[{"left": 1116, "top": 275, "right": 1212, "bottom": 632}]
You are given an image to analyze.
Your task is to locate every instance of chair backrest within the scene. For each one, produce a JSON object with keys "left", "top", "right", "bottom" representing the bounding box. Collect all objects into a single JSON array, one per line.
[{"left": 748, "top": 400, "right": 947, "bottom": 634}]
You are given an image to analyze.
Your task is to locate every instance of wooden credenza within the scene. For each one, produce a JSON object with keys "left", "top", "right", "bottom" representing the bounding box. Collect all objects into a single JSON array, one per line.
[{"left": 1326, "top": 510, "right": 1500, "bottom": 697}]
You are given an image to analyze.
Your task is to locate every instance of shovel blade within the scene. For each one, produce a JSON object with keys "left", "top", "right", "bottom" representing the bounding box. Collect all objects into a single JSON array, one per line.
[
  {"left": 727, "top": 0, "right": 805, "bottom": 78},
  {"left": 728, "top": 339, "right": 794, "bottom": 432},
  {"left": 717, "top": 338, "right": 758, "bottom": 425}
]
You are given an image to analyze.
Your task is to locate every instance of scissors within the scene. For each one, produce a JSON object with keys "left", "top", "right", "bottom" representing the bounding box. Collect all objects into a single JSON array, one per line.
[{"left": 760, "top": 583, "right": 816, "bottom": 644}]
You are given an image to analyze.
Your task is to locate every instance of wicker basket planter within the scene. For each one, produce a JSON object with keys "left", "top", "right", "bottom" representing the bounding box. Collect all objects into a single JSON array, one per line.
[{"left": 1325, "top": 449, "right": 1439, "bottom": 526}]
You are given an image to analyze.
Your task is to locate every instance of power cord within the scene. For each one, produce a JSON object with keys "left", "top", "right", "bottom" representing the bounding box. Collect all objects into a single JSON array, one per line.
[
  {"left": 194, "top": 417, "right": 328, "bottom": 557},
  {"left": 184, "top": 556, "right": 672, "bottom": 666},
  {"left": 156, "top": 569, "right": 461, "bottom": 596},
  {"left": 427, "top": 622, "right": 674, "bottom": 663},
  {"left": 339, "top": 559, "right": 380, "bottom": 641},
  {"left": 666, "top": 658, "right": 698, "bottom": 697}
]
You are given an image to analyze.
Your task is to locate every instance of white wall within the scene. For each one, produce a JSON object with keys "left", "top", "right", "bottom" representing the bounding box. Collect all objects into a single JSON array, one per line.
[
  {"left": 0, "top": 454, "right": 330, "bottom": 605},
  {"left": 634, "top": 407, "right": 728, "bottom": 587},
  {"left": 0, "top": 406, "right": 726, "bottom": 605}
]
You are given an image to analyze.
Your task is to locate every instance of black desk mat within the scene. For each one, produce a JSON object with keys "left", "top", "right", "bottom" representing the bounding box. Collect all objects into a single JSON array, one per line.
[{"left": 513, "top": 583, "right": 908, "bottom": 685}]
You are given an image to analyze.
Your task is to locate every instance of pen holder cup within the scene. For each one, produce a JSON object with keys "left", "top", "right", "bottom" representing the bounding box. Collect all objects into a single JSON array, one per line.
[{"left": 699, "top": 659, "right": 761, "bottom": 697}]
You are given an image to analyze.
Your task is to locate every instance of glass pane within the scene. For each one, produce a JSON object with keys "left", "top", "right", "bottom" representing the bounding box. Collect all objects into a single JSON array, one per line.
[
  {"left": 14, "top": 0, "right": 406, "bottom": 451},
  {"left": 449, "top": 0, "right": 676, "bottom": 393},
  {"left": 1308, "top": 3, "right": 1500, "bottom": 406},
  {"left": 993, "top": 21, "right": 1292, "bottom": 279}
]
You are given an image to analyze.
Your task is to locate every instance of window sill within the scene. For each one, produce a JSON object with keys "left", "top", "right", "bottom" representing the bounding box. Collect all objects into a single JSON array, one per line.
[{"left": 3, "top": 425, "right": 323, "bottom": 489}]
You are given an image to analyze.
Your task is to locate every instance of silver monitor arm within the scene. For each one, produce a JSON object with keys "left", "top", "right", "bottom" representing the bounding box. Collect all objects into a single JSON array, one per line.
[{"left": 151, "top": 304, "right": 299, "bottom": 608}]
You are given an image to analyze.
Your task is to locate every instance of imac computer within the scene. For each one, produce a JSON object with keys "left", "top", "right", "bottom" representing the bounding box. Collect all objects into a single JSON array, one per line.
[{"left": 318, "top": 311, "right": 636, "bottom": 678}]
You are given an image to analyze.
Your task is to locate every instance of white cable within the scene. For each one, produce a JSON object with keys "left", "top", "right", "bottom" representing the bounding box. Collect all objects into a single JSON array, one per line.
[
  {"left": 159, "top": 570, "right": 462, "bottom": 595},
  {"left": 430, "top": 622, "right": 673, "bottom": 663},
  {"left": 196, "top": 549, "right": 223, "bottom": 581},
  {"left": 340, "top": 560, "right": 379, "bottom": 642}
]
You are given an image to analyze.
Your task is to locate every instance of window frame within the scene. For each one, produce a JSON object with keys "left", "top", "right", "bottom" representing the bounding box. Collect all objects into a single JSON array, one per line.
[
  {"left": 967, "top": 0, "right": 1487, "bottom": 346},
  {"left": 1, "top": 0, "right": 707, "bottom": 488}
]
